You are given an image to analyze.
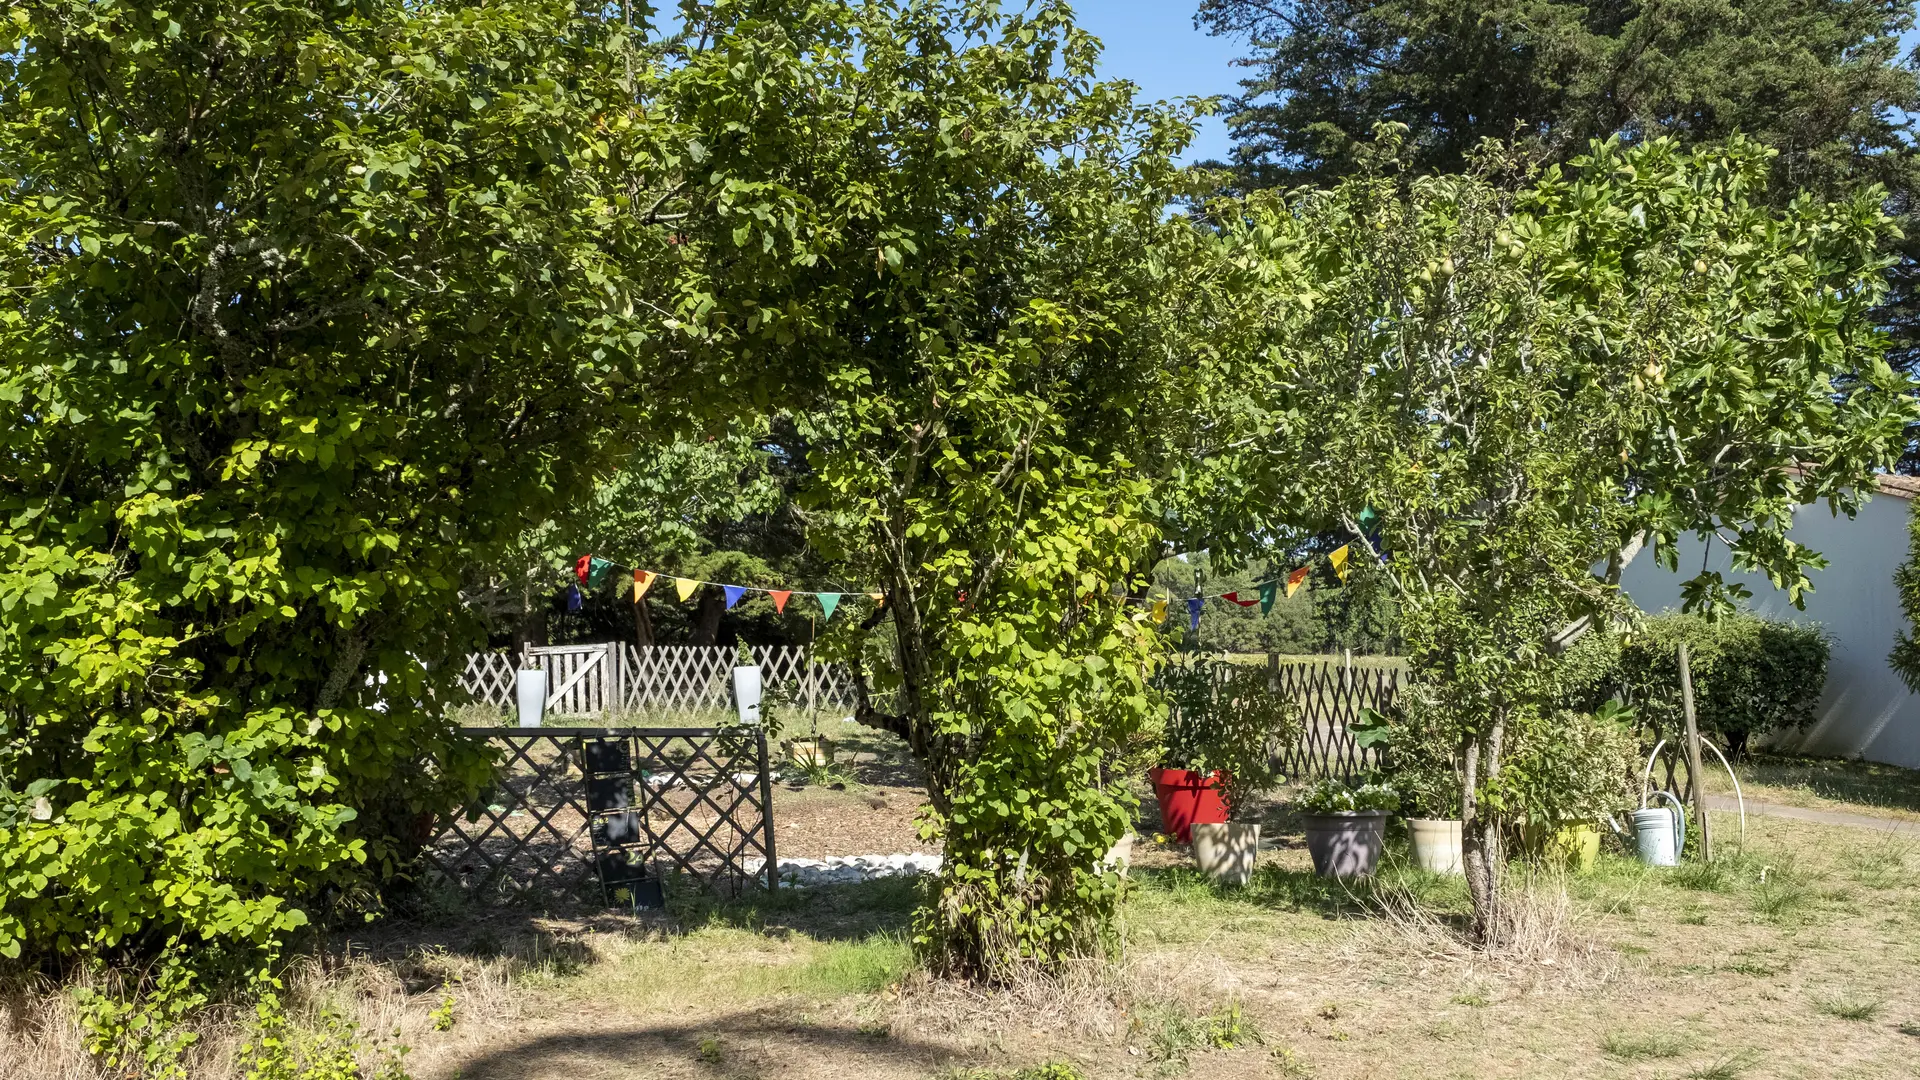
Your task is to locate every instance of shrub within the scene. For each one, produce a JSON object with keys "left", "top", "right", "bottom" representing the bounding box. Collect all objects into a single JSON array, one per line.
[
  {"left": 1500, "top": 706, "right": 1641, "bottom": 826},
  {"left": 1160, "top": 661, "right": 1301, "bottom": 818},
  {"left": 1561, "top": 612, "right": 1829, "bottom": 756}
]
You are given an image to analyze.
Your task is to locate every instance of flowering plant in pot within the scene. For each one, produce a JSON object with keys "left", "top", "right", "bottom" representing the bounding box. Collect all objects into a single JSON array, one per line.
[{"left": 1297, "top": 778, "right": 1399, "bottom": 878}]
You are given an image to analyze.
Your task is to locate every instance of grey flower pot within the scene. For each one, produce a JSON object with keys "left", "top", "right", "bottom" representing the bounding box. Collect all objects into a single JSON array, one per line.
[{"left": 1303, "top": 810, "right": 1389, "bottom": 878}]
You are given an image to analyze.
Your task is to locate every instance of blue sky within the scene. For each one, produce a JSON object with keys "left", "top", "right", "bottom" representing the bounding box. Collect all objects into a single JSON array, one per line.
[{"left": 1073, "top": 2, "right": 1244, "bottom": 163}]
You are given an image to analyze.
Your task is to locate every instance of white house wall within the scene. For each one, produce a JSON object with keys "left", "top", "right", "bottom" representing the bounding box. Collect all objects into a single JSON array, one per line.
[{"left": 1615, "top": 493, "right": 1920, "bottom": 768}]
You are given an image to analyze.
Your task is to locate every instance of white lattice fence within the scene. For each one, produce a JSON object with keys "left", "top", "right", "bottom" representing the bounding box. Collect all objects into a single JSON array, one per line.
[{"left": 457, "top": 644, "right": 854, "bottom": 715}]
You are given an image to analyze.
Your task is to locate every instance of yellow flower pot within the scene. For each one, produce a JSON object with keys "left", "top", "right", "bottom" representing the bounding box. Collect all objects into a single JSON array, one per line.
[{"left": 1520, "top": 822, "right": 1601, "bottom": 873}]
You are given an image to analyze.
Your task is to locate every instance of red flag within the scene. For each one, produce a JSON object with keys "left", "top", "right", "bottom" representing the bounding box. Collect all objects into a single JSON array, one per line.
[
  {"left": 575, "top": 554, "right": 592, "bottom": 585},
  {"left": 770, "top": 590, "right": 792, "bottom": 613},
  {"left": 1223, "top": 592, "right": 1258, "bottom": 608}
]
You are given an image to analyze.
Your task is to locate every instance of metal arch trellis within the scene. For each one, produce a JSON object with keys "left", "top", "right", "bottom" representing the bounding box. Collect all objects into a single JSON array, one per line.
[{"left": 421, "top": 726, "right": 776, "bottom": 904}]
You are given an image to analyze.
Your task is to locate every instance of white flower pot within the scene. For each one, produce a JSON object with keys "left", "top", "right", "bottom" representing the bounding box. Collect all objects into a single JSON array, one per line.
[
  {"left": 1191, "top": 822, "right": 1261, "bottom": 886},
  {"left": 1406, "top": 817, "right": 1464, "bottom": 875}
]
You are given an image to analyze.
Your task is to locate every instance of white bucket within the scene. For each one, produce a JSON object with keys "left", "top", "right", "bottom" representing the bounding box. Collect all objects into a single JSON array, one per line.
[
  {"left": 732, "top": 665, "right": 763, "bottom": 725},
  {"left": 515, "top": 669, "right": 547, "bottom": 728},
  {"left": 1406, "top": 818, "right": 1464, "bottom": 875}
]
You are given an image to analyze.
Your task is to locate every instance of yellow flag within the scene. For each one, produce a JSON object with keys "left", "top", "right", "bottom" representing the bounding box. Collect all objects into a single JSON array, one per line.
[
  {"left": 1152, "top": 598, "right": 1168, "bottom": 623},
  {"left": 674, "top": 576, "right": 699, "bottom": 602},
  {"left": 634, "top": 570, "right": 655, "bottom": 602},
  {"left": 1329, "top": 544, "right": 1351, "bottom": 581}
]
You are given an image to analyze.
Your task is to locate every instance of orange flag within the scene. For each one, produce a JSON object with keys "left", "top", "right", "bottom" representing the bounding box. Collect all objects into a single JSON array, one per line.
[
  {"left": 1285, "top": 565, "right": 1311, "bottom": 598},
  {"left": 633, "top": 570, "right": 655, "bottom": 602},
  {"left": 769, "top": 590, "right": 792, "bottom": 613}
]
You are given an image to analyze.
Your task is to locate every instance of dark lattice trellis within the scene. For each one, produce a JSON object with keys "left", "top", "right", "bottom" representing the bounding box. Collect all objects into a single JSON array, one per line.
[
  {"left": 422, "top": 726, "right": 776, "bottom": 903},
  {"left": 1166, "top": 657, "right": 1406, "bottom": 781}
]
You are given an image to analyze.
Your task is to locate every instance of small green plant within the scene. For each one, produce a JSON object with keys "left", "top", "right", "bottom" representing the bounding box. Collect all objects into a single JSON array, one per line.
[
  {"left": 1599, "top": 1030, "right": 1688, "bottom": 1060},
  {"left": 1269, "top": 1045, "right": 1313, "bottom": 1076},
  {"left": 1813, "top": 994, "right": 1885, "bottom": 1021},
  {"left": 1205, "top": 1001, "right": 1261, "bottom": 1049},
  {"left": 1681, "top": 1050, "right": 1761, "bottom": 1080},
  {"left": 1136, "top": 1001, "right": 1258, "bottom": 1072},
  {"left": 1014, "top": 1064, "right": 1088, "bottom": 1080},
  {"left": 1449, "top": 992, "right": 1489, "bottom": 1007},
  {"left": 1297, "top": 779, "right": 1398, "bottom": 814},
  {"left": 428, "top": 988, "right": 456, "bottom": 1033},
  {"left": 696, "top": 1034, "right": 726, "bottom": 1063}
]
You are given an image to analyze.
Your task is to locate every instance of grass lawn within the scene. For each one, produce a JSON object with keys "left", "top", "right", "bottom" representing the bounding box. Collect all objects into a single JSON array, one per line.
[{"left": 9, "top": 757, "right": 1920, "bottom": 1080}]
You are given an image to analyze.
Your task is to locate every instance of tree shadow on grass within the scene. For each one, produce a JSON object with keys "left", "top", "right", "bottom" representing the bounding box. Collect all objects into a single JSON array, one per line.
[{"left": 435, "top": 1004, "right": 976, "bottom": 1080}]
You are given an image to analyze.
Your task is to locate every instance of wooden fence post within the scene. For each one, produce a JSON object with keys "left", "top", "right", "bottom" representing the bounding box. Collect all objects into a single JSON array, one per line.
[{"left": 1678, "top": 641, "right": 1713, "bottom": 862}]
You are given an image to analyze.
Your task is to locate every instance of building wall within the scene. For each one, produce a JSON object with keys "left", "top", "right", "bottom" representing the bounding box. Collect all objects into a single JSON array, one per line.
[{"left": 1615, "top": 494, "right": 1920, "bottom": 768}]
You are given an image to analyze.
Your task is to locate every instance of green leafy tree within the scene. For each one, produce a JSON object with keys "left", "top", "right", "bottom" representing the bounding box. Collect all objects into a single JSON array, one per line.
[
  {"left": 1218, "top": 131, "right": 1912, "bottom": 939},
  {"left": 0, "top": 0, "right": 695, "bottom": 963},
  {"left": 1196, "top": 0, "right": 1920, "bottom": 460},
  {"left": 659, "top": 0, "right": 1228, "bottom": 979}
]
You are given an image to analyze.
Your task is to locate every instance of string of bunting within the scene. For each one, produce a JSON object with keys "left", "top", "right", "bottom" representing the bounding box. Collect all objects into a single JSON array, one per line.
[{"left": 561, "top": 540, "right": 1364, "bottom": 632}]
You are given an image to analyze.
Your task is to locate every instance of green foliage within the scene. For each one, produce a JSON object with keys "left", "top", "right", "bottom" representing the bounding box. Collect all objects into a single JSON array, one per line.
[
  {"left": 1566, "top": 612, "right": 1831, "bottom": 756},
  {"left": 1137, "top": 1000, "right": 1261, "bottom": 1072},
  {"left": 237, "top": 993, "right": 413, "bottom": 1080},
  {"left": 1213, "top": 129, "right": 1912, "bottom": 937},
  {"left": 663, "top": 0, "right": 1221, "bottom": 982},
  {"left": 1890, "top": 500, "right": 1920, "bottom": 690},
  {"left": 1147, "top": 552, "right": 1394, "bottom": 654},
  {"left": 1364, "top": 699, "right": 1463, "bottom": 819},
  {"left": 1296, "top": 779, "right": 1398, "bottom": 814},
  {"left": 1500, "top": 709, "right": 1641, "bottom": 826},
  {"left": 1159, "top": 661, "right": 1299, "bottom": 817}
]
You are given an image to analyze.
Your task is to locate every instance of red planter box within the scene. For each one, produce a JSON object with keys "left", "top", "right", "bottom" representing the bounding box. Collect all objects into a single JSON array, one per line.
[{"left": 1149, "top": 767, "right": 1228, "bottom": 843}]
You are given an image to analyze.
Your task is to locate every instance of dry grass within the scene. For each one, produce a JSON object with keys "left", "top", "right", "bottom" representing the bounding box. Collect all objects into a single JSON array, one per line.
[{"left": 1351, "top": 866, "right": 1615, "bottom": 991}]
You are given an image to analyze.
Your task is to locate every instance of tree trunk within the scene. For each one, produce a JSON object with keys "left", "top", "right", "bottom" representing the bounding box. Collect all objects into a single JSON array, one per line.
[
  {"left": 633, "top": 594, "right": 654, "bottom": 648},
  {"left": 1461, "top": 706, "right": 1508, "bottom": 946},
  {"left": 513, "top": 590, "right": 548, "bottom": 651},
  {"left": 691, "top": 587, "right": 724, "bottom": 645}
]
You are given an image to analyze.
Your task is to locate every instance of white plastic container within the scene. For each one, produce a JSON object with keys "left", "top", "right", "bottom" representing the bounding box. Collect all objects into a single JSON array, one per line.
[{"left": 516, "top": 668, "right": 547, "bottom": 728}]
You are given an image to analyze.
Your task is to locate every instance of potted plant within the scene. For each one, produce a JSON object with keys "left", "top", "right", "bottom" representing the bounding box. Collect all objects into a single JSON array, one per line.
[
  {"left": 1353, "top": 702, "right": 1465, "bottom": 875},
  {"left": 1507, "top": 702, "right": 1640, "bottom": 873},
  {"left": 1149, "top": 662, "right": 1229, "bottom": 843},
  {"left": 1187, "top": 685, "right": 1293, "bottom": 886},
  {"left": 1298, "top": 778, "right": 1399, "bottom": 878}
]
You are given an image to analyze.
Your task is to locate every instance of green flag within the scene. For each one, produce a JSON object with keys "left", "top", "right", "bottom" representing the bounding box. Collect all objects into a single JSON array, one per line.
[
  {"left": 1258, "top": 580, "right": 1278, "bottom": 615},
  {"left": 586, "top": 556, "right": 615, "bottom": 590},
  {"left": 817, "top": 593, "right": 841, "bottom": 622}
]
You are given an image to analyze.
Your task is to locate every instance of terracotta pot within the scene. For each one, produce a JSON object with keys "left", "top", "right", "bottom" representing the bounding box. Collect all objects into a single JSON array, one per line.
[
  {"left": 1302, "top": 810, "right": 1389, "bottom": 878},
  {"left": 1149, "top": 767, "right": 1228, "bottom": 843},
  {"left": 1406, "top": 817, "right": 1464, "bottom": 875},
  {"left": 1191, "top": 822, "right": 1261, "bottom": 886}
]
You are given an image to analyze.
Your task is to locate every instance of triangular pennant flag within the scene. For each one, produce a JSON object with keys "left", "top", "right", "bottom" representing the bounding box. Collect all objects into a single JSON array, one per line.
[
  {"left": 586, "top": 556, "right": 615, "bottom": 590},
  {"left": 1187, "top": 596, "right": 1203, "bottom": 632},
  {"left": 817, "top": 593, "right": 841, "bottom": 622},
  {"left": 675, "top": 577, "right": 699, "bottom": 602},
  {"left": 1152, "top": 598, "right": 1168, "bottom": 623},
  {"left": 770, "top": 590, "right": 792, "bottom": 613},
  {"left": 1223, "top": 591, "right": 1258, "bottom": 608},
  {"left": 1357, "top": 505, "right": 1380, "bottom": 530},
  {"left": 634, "top": 570, "right": 655, "bottom": 602},
  {"left": 722, "top": 584, "right": 746, "bottom": 610},
  {"left": 1258, "top": 580, "right": 1278, "bottom": 615},
  {"left": 564, "top": 584, "right": 583, "bottom": 612},
  {"left": 869, "top": 591, "right": 886, "bottom": 609},
  {"left": 1329, "top": 544, "right": 1352, "bottom": 581},
  {"left": 575, "top": 554, "right": 592, "bottom": 585},
  {"left": 1286, "top": 565, "right": 1312, "bottom": 598}
]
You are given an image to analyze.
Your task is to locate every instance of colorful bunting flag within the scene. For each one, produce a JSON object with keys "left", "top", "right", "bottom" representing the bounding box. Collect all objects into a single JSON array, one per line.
[
  {"left": 1258, "top": 580, "right": 1279, "bottom": 614},
  {"left": 1357, "top": 505, "right": 1380, "bottom": 530},
  {"left": 564, "top": 584, "right": 583, "bottom": 612},
  {"left": 1152, "top": 598, "right": 1168, "bottom": 623},
  {"left": 1187, "top": 597, "right": 1203, "bottom": 632},
  {"left": 1285, "top": 565, "right": 1311, "bottom": 598},
  {"left": 634, "top": 569, "right": 655, "bottom": 602},
  {"left": 586, "top": 556, "right": 615, "bottom": 590},
  {"left": 818, "top": 593, "right": 841, "bottom": 622},
  {"left": 869, "top": 591, "right": 886, "bottom": 609},
  {"left": 770, "top": 590, "right": 792, "bottom": 613},
  {"left": 1224, "top": 592, "right": 1257, "bottom": 608},
  {"left": 674, "top": 577, "right": 699, "bottom": 602},
  {"left": 722, "top": 585, "right": 746, "bottom": 610},
  {"left": 574, "top": 554, "right": 592, "bottom": 585},
  {"left": 1329, "top": 544, "right": 1352, "bottom": 581}
]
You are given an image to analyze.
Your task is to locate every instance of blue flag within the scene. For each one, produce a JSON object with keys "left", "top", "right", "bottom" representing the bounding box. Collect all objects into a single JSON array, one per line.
[
  {"left": 723, "top": 584, "right": 747, "bottom": 610},
  {"left": 1187, "top": 596, "right": 1203, "bottom": 632},
  {"left": 564, "top": 584, "right": 583, "bottom": 612}
]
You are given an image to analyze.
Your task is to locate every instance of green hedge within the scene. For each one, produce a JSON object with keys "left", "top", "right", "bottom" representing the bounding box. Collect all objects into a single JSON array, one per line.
[{"left": 1562, "top": 611, "right": 1830, "bottom": 756}]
